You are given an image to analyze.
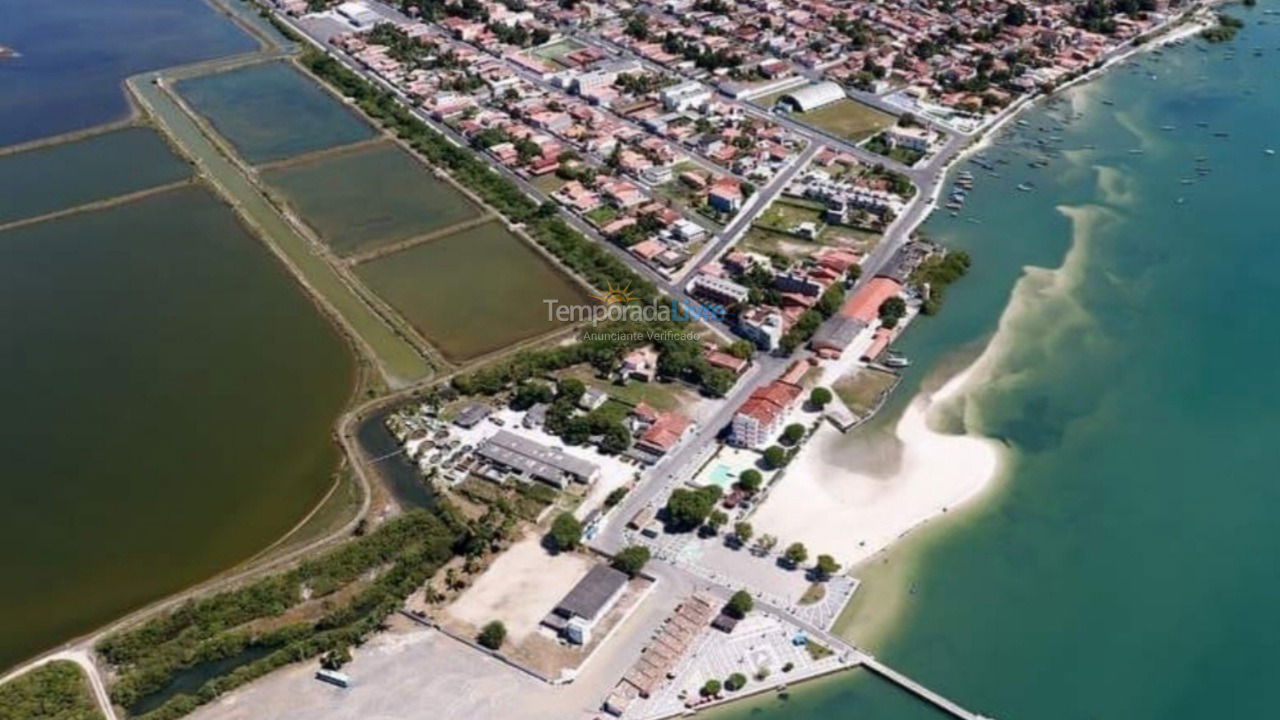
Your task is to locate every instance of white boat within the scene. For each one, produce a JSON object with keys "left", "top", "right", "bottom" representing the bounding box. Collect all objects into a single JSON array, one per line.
[
  {"left": 1266, "top": 149, "right": 1276, "bottom": 156},
  {"left": 1016, "top": 183, "right": 1034, "bottom": 192},
  {"left": 884, "top": 354, "right": 911, "bottom": 369}
]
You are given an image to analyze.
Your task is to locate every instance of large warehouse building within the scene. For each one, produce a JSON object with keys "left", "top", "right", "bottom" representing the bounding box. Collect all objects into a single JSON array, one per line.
[{"left": 776, "top": 81, "right": 845, "bottom": 112}]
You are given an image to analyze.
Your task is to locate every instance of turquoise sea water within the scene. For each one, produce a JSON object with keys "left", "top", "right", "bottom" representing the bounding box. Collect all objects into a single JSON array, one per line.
[
  {"left": 715, "top": 8, "right": 1280, "bottom": 720},
  {"left": 0, "top": 0, "right": 257, "bottom": 146}
]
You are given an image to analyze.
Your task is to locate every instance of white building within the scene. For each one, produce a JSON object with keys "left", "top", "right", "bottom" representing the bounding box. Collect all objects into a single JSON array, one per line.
[
  {"left": 777, "top": 81, "right": 845, "bottom": 113},
  {"left": 571, "top": 60, "right": 642, "bottom": 95},
  {"left": 737, "top": 306, "right": 785, "bottom": 351},
  {"left": 884, "top": 125, "right": 931, "bottom": 152},
  {"left": 661, "top": 81, "right": 713, "bottom": 111},
  {"left": 688, "top": 273, "right": 750, "bottom": 306},
  {"left": 335, "top": 1, "right": 381, "bottom": 28}
]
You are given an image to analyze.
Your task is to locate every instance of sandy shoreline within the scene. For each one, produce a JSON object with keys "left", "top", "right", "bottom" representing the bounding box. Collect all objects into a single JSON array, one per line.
[{"left": 751, "top": 364, "right": 1004, "bottom": 568}]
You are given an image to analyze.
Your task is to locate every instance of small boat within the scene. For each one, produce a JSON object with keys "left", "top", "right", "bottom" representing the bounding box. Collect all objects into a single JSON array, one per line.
[
  {"left": 946, "top": 202, "right": 964, "bottom": 211},
  {"left": 884, "top": 353, "right": 911, "bottom": 369},
  {"left": 1266, "top": 149, "right": 1276, "bottom": 156},
  {"left": 1196, "top": 121, "right": 1209, "bottom": 127},
  {"left": 1180, "top": 178, "right": 1194, "bottom": 185},
  {"left": 1161, "top": 125, "right": 1176, "bottom": 131},
  {"left": 1016, "top": 182, "right": 1034, "bottom": 192},
  {"left": 1127, "top": 148, "right": 1144, "bottom": 155},
  {"left": 1175, "top": 197, "right": 1187, "bottom": 205},
  {"left": 1213, "top": 131, "right": 1230, "bottom": 138},
  {"left": 1101, "top": 99, "right": 1116, "bottom": 106}
]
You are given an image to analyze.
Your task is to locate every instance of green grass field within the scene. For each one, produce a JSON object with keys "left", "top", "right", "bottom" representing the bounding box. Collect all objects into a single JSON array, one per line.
[{"left": 798, "top": 99, "right": 894, "bottom": 142}]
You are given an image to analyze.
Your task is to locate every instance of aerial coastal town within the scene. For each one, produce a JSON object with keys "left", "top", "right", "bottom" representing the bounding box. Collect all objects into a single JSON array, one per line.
[
  {"left": 0, "top": 0, "right": 1225, "bottom": 718},
  {"left": 196, "top": 0, "right": 1194, "bottom": 717}
]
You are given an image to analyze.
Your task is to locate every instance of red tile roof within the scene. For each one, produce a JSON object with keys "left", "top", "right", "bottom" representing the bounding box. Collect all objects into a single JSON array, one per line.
[
  {"left": 639, "top": 412, "right": 692, "bottom": 453},
  {"left": 841, "top": 277, "right": 902, "bottom": 324}
]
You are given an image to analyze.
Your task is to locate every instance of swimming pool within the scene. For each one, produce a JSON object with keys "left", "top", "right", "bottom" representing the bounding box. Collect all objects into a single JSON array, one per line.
[{"left": 706, "top": 463, "right": 738, "bottom": 490}]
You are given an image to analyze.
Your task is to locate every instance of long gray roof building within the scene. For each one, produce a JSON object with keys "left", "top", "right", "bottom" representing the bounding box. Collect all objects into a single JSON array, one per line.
[
  {"left": 476, "top": 430, "right": 601, "bottom": 487},
  {"left": 554, "top": 565, "right": 629, "bottom": 622}
]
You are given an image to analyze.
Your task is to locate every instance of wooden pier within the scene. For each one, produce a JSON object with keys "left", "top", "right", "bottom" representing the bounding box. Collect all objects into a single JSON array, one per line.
[{"left": 862, "top": 656, "right": 994, "bottom": 720}]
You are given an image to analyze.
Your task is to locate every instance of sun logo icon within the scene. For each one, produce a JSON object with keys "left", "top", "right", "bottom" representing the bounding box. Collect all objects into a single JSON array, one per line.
[{"left": 591, "top": 281, "right": 638, "bottom": 306}]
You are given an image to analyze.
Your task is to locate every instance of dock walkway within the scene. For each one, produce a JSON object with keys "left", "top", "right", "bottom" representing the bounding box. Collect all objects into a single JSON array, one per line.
[{"left": 863, "top": 656, "right": 994, "bottom": 720}]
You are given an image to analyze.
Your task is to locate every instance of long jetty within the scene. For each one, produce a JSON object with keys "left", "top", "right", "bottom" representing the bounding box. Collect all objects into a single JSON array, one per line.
[{"left": 862, "top": 656, "right": 994, "bottom": 720}]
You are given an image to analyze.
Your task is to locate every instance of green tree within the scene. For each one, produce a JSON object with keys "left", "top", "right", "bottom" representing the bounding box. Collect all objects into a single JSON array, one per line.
[
  {"left": 756, "top": 533, "right": 778, "bottom": 554},
  {"left": 477, "top": 620, "right": 507, "bottom": 649},
  {"left": 599, "top": 421, "right": 633, "bottom": 454},
  {"left": 814, "top": 554, "right": 841, "bottom": 580},
  {"left": 782, "top": 423, "right": 805, "bottom": 445},
  {"left": 547, "top": 512, "right": 582, "bottom": 552},
  {"left": 879, "top": 296, "right": 907, "bottom": 328},
  {"left": 702, "top": 367, "right": 735, "bottom": 397},
  {"left": 604, "top": 487, "right": 629, "bottom": 507},
  {"left": 762, "top": 445, "right": 787, "bottom": 469},
  {"left": 706, "top": 510, "right": 729, "bottom": 533},
  {"left": 726, "top": 589, "right": 754, "bottom": 618},
  {"left": 611, "top": 545, "right": 651, "bottom": 576},
  {"left": 664, "top": 486, "right": 722, "bottom": 530},
  {"left": 725, "top": 672, "right": 747, "bottom": 691},
  {"left": 727, "top": 340, "right": 755, "bottom": 359},
  {"left": 701, "top": 678, "right": 722, "bottom": 697},
  {"left": 809, "top": 386, "right": 833, "bottom": 409},
  {"left": 733, "top": 521, "right": 754, "bottom": 546},
  {"left": 737, "top": 469, "right": 763, "bottom": 494},
  {"left": 816, "top": 282, "right": 845, "bottom": 318},
  {"left": 321, "top": 647, "right": 351, "bottom": 670},
  {"left": 511, "top": 380, "right": 554, "bottom": 410},
  {"left": 784, "top": 542, "right": 808, "bottom": 568},
  {"left": 556, "top": 377, "right": 586, "bottom": 405}
]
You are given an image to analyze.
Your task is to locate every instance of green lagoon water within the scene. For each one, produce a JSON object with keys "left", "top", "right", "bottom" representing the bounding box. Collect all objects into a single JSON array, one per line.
[
  {"left": 715, "top": 10, "right": 1280, "bottom": 720},
  {"left": 176, "top": 61, "right": 376, "bottom": 165},
  {"left": 355, "top": 220, "right": 592, "bottom": 361},
  {"left": 0, "top": 127, "right": 191, "bottom": 224},
  {"left": 263, "top": 141, "right": 482, "bottom": 256},
  {"left": 0, "top": 184, "right": 353, "bottom": 671}
]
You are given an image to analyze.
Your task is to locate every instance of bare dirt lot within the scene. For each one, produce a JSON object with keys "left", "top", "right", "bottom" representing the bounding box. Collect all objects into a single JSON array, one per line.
[{"left": 443, "top": 535, "right": 592, "bottom": 643}]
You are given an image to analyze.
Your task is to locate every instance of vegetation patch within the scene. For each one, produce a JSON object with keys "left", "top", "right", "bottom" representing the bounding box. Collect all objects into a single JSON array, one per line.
[
  {"left": 798, "top": 583, "right": 827, "bottom": 606},
  {"left": 911, "top": 249, "right": 971, "bottom": 315},
  {"left": 0, "top": 661, "right": 104, "bottom": 720},
  {"left": 834, "top": 367, "right": 900, "bottom": 418},
  {"left": 98, "top": 509, "right": 464, "bottom": 720},
  {"left": 805, "top": 639, "right": 834, "bottom": 661}
]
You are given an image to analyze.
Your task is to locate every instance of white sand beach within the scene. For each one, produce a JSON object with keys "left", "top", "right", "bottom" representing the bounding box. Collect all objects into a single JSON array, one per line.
[{"left": 749, "top": 366, "right": 1004, "bottom": 568}]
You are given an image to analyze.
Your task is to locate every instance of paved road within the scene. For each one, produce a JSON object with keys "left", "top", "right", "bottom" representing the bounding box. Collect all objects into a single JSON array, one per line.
[{"left": 594, "top": 352, "right": 793, "bottom": 552}]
